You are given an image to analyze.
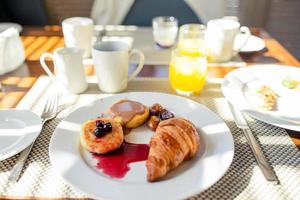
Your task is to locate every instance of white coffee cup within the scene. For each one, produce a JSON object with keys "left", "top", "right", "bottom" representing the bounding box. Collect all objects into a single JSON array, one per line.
[
  {"left": 92, "top": 41, "right": 145, "bottom": 93},
  {"left": 40, "top": 47, "right": 88, "bottom": 94},
  {"left": 205, "top": 18, "right": 250, "bottom": 62},
  {"left": 62, "top": 17, "right": 94, "bottom": 58}
]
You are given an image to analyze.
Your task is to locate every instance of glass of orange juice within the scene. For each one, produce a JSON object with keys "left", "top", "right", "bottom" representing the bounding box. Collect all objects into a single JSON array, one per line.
[
  {"left": 169, "top": 48, "right": 207, "bottom": 96},
  {"left": 177, "top": 24, "right": 206, "bottom": 50}
]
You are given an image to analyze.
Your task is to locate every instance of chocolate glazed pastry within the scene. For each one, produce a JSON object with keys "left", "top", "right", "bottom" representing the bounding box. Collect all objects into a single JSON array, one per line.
[
  {"left": 110, "top": 99, "right": 149, "bottom": 129},
  {"left": 146, "top": 117, "right": 200, "bottom": 182}
]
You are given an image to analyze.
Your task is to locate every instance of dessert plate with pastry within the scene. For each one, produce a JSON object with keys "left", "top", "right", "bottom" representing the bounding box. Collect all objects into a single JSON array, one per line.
[
  {"left": 222, "top": 64, "right": 300, "bottom": 131},
  {"left": 49, "top": 92, "right": 234, "bottom": 200}
]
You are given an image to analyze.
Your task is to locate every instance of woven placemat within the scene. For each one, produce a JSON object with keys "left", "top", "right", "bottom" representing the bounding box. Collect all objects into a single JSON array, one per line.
[{"left": 1, "top": 77, "right": 300, "bottom": 199}]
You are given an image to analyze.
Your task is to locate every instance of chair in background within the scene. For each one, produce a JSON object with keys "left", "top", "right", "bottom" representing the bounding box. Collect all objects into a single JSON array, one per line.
[
  {"left": 44, "top": 0, "right": 94, "bottom": 25},
  {"left": 91, "top": 0, "right": 225, "bottom": 26},
  {"left": 0, "top": 0, "right": 48, "bottom": 25},
  {"left": 122, "top": 0, "right": 201, "bottom": 26}
]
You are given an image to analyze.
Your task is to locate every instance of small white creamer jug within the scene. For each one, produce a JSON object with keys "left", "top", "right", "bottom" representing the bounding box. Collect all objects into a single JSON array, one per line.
[
  {"left": 0, "top": 27, "right": 25, "bottom": 75},
  {"left": 40, "top": 47, "right": 88, "bottom": 94}
]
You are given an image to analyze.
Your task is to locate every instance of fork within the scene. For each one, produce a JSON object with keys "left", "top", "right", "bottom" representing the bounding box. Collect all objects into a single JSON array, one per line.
[{"left": 8, "top": 94, "right": 59, "bottom": 182}]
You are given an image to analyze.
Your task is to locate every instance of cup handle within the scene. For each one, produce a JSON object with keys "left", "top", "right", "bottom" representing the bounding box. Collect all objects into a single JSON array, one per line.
[
  {"left": 39, "top": 52, "right": 55, "bottom": 78},
  {"left": 128, "top": 49, "right": 145, "bottom": 81},
  {"left": 234, "top": 26, "right": 251, "bottom": 55}
]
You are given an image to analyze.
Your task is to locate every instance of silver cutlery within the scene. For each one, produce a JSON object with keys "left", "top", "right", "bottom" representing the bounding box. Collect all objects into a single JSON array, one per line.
[
  {"left": 228, "top": 103, "right": 280, "bottom": 184},
  {"left": 8, "top": 94, "right": 59, "bottom": 182}
]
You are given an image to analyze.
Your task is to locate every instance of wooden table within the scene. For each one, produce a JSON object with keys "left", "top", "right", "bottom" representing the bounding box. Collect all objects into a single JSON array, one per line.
[{"left": 0, "top": 26, "right": 300, "bottom": 152}]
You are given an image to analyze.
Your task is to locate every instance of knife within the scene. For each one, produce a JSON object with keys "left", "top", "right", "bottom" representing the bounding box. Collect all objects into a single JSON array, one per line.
[{"left": 228, "top": 103, "right": 279, "bottom": 184}]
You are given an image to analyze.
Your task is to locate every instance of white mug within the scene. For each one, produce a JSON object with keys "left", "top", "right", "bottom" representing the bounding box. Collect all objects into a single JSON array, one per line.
[
  {"left": 62, "top": 17, "right": 94, "bottom": 58},
  {"left": 40, "top": 47, "right": 88, "bottom": 94},
  {"left": 92, "top": 41, "right": 145, "bottom": 93},
  {"left": 205, "top": 18, "right": 250, "bottom": 62}
]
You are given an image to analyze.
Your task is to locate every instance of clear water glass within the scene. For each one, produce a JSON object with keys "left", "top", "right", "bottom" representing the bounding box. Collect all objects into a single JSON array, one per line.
[{"left": 152, "top": 16, "right": 178, "bottom": 48}]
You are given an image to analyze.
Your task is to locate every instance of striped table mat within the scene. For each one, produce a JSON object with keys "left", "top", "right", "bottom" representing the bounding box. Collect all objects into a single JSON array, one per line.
[{"left": 1, "top": 76, "right": 300, "bottom": 199}]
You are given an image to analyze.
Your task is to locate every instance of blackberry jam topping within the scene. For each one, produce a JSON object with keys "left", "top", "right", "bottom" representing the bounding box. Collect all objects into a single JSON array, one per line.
[
  {"left": 96, "top": 120, "right": 104, "bottom": 127},
  {"left": 103, "top": 123, "right": 112, "bottom": 132},
  {"left": 94, "top": 128, "right": 104, "bottom": 137},
  {"left": 94, "top": 120, "right": 113, "bottom": 138},
  {"left": 159, "top": 109, "right": 174, "bottom": 121}
]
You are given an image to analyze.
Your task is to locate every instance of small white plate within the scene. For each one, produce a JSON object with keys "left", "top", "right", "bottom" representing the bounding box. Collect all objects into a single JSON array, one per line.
[
  {"left": 0, "top": 109, "right": 42, "bottom": 161},
  {"left": 235, "top": 35, "right": 266, "bottom": 53},
  {"left": 222, "top": 65, "right": 300, "bottom": 131},
  {"left": 0, "top": 23, "right": 23, "bottom": 33},
  {"left": 49, "top": 92, "right": 234, "bottom": 200}
]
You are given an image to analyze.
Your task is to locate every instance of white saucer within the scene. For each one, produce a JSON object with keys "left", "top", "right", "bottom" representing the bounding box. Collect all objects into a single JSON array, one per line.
[
  {"left": 0, "top": 109, "right": 42, "bottom": 161},
  {"left": 235, "top": 35, "right": 266, "bottom": 53}
]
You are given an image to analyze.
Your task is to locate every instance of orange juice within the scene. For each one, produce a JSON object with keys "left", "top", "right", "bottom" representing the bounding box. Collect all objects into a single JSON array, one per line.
[{"left": 169, "top": 49, "right": 207, "bottom": 95}]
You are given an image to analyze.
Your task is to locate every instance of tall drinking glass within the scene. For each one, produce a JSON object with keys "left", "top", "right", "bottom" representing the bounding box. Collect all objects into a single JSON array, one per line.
[
  {"left": 169, "top": 48, "right": 207, "bottom": 96},
  {"left": 177, "top": 24, "right": 206, "bottom": 51},
  {"left": 152, "top": 16, "right": 178, "bottom": 48}
]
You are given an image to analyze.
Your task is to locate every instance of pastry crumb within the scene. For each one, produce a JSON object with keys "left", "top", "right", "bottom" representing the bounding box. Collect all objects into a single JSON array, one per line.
[{"left": 257, "top": 85, "right": 278, "bottom": 111}]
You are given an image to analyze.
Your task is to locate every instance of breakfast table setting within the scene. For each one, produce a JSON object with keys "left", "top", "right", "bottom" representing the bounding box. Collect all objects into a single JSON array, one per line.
[{"left": 0, "top": 16, "right": 300, "bottom": 200}]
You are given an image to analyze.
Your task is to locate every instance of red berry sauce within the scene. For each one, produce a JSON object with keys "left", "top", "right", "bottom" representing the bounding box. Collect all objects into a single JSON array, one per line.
[{"left": 93, "top": 141, "right": 149, "bottom": 178}]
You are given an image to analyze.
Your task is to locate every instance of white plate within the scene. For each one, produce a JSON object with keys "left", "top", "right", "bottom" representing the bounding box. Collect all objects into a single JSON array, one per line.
[
  {"left": 0, "top": 23, "right": 23, "bottom": 33},
  {"left": 0, "top": 109, "right": 42, "bottom": 161},
  {"left": 222, "top": 65, "right": 300, "bottom": 131},
  {"left": 235, "top": 35, "right": 266, "bottom": 53},
  {"left": 49, "top": 92, "right": 234, "bottom": 200}
]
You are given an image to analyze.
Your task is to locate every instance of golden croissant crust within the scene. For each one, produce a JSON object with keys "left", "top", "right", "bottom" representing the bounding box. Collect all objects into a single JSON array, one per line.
[{"left": 146, "top": 117, "right": 200, "bottom": 182}]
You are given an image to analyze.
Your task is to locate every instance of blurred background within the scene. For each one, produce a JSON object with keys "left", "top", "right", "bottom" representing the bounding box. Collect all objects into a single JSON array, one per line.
[{"left": 0, "top": 0, "right": 299, "bottom": 59}]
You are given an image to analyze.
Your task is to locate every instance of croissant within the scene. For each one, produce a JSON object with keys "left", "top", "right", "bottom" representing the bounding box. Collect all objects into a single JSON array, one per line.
[{"left": 146, "top": 117, "right": 200, "bottom": 182}]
